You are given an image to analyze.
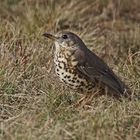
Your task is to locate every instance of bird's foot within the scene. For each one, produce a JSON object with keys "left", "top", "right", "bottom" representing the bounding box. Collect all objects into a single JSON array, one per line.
[{"left": 73, "top": 93, "right": 95, "bottom": 108}]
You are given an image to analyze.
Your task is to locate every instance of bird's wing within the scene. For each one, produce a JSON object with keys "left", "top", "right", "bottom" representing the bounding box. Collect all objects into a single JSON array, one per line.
[{"left": 75, "top": 48, "right": 127, "bottom": 95}]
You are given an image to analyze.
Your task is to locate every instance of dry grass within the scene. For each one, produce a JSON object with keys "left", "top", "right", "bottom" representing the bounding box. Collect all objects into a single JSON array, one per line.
[{"left": 0, "top": 0, "right": 140, "bottom": 140}]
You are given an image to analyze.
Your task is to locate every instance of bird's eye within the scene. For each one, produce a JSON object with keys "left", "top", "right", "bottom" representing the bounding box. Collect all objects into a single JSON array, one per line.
[{"left": 62, "top": 34, "right": 68, "bottom": 39}]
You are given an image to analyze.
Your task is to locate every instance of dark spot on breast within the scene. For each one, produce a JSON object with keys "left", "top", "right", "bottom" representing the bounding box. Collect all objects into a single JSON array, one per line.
[
  {"left": 80, "top": 81, "right": 84, "bottom": 86},
  {"left": 76, "top": 79, "right": 80, "bottom": 83},
  {"left": 62, "top": 79, "right": 66, "bottom": 83},
  {"left": 73, "top": 77, "right": 77, "bottom": 80},
  {"left": 56, "top": 68, "right": 59, "bottom": 72},
  {"left": 88, "top": 86, "right": 93, "bottom": 91},
  {"left": 72, "top": 80, "right": 75, "bottom": 83},
  {"left": 62, "top": 72, "right": 64, "bottom": 75},
  {"left": 58, "top": 65, "right": 62, "bottom": 69},
  {"left": 64, "top": 75, "right": 67, "bottom": 78},
  {"left": 74, "top": 73, "right": 77, "bottom": 76},
  {"left": 75, "top": 85, "right": 79, "bottom": 88},
  {"left": 69, "top": 83, "right": 74, "bottom": 87},
  {"left": 68, "top": 69, "right": 72, "bottom": 73},
  {"left": 67, "top": 75, "right": 71, "bottom": 79},
  {"left": 86, "top": 85, "right": 93, "bottom": 90}
]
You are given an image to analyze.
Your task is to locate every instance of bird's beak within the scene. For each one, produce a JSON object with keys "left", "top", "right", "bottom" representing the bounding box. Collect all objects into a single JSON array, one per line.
[{"left": 42, "top": 33, "right": 58, "bottom": 41}]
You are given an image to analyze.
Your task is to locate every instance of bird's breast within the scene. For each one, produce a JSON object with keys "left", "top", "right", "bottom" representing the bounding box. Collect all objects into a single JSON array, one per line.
[{"left": 54, "top": 51, "right": 95, "bottom": 92}]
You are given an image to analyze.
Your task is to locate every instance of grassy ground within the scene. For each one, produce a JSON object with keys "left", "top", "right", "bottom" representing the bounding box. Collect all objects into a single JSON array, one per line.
[{"left": 0, "top": 0, "right": 140, "bottom": 140}]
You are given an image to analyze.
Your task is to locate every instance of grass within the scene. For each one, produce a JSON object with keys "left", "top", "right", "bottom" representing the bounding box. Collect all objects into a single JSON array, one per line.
[{"left": 0, "top": 0, "right": 140, "bottom": 139}]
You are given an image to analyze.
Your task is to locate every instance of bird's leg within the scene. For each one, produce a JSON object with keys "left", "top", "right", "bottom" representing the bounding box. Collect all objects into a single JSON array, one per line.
[
  {"left": 74, "top": 94, "right": 88, "bottom": 107},
  {"left": 73, "top": 93, "right": 95, "bottom": 108},
  {"left": 73, "top": 89, "right": 102, "bottom": 108}
]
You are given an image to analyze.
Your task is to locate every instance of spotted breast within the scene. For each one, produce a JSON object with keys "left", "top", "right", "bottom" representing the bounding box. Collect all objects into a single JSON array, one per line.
[{"left": 54, "top": 48, "right": 95, "bottom": 93}]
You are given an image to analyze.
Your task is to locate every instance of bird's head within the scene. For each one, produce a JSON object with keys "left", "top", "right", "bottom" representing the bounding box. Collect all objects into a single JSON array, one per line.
[{"left": 43, "top": 31, "right": 85, "bottom": 52}]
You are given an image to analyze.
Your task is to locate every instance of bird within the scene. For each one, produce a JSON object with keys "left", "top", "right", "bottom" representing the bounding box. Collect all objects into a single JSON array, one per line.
[{"left": 43, "top": 31, "right": 131, "bottom": 101}]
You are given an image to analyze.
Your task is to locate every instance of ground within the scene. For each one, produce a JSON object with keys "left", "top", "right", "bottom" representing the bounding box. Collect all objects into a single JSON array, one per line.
[{"left": 0, "top": 0, "right": 140, "bottom": 140}]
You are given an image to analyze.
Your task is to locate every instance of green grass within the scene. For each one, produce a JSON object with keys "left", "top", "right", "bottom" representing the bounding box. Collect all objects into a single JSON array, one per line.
[{"left": 0, "top": 0, "right": 140, "bottom": 140}]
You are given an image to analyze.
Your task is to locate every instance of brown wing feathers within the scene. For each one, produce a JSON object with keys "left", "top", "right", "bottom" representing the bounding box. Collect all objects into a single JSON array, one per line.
[{"left": 76, "top": 47, "right": 130, "bottom": 96}]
